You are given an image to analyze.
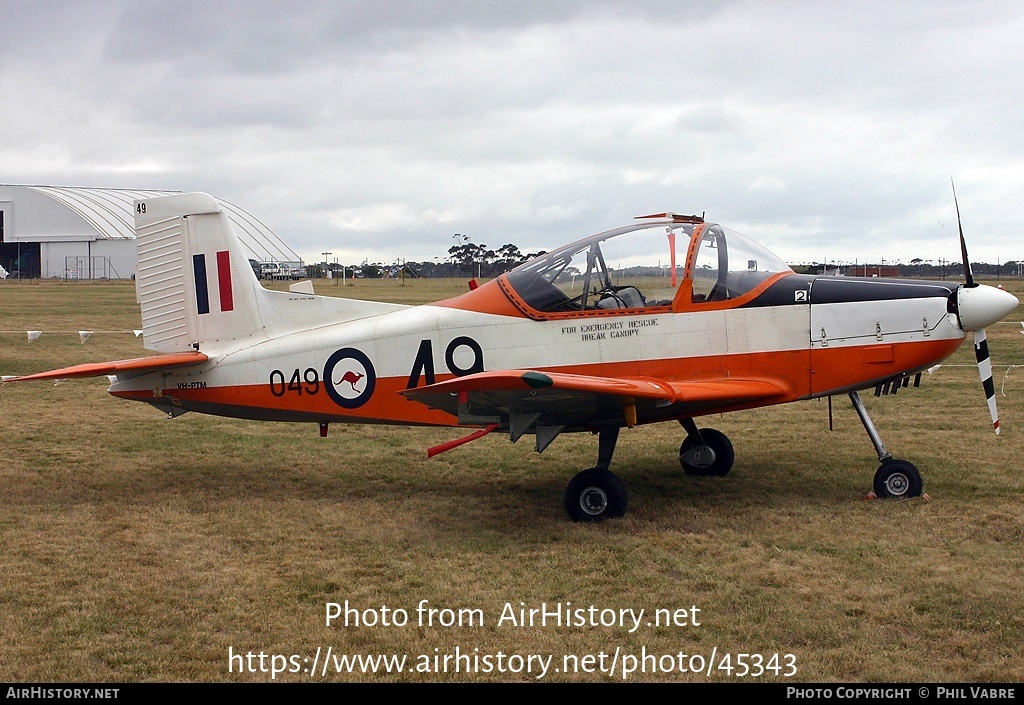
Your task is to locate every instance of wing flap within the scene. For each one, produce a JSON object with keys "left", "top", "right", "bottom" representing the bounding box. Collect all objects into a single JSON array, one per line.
[
  {"left": 402, "top": 370, "right": 674, "bottom": 400},
  {"left": 401, "top": 369, "right": 792, "bottom": 425},
  {"left": 6, "top": 352, "right": 210, "bottom": 381},
  {"left": 661, "top": 378, "right": 791, "bottom": 404}
]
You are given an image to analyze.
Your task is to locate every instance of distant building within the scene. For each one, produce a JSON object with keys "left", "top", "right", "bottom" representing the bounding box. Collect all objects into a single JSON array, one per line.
[
  {"left": 0, "top": 185, "right": 300, "bottom": 279},
  {"left": 845, "top": 265, "right": 901, "bottom": 278}
]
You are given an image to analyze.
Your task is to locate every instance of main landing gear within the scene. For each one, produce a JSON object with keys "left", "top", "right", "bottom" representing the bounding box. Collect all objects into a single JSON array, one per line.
[
  {"left": 564, "top": 425, "right": 629, "bottom": 522},
  {"left": 848, "top": 391, "right": 924, "bottom": 499},
  {"left": 563, "top": 419, "right": 736, "bottom": 522},
  {"left": 678, "top": 419, "right": 735, "bottom": 476}
]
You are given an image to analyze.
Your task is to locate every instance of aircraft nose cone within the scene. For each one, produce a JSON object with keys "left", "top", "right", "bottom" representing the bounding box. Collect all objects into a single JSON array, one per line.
[{"left": 956, "top": 284, "right": 1019, "bottom": 331}]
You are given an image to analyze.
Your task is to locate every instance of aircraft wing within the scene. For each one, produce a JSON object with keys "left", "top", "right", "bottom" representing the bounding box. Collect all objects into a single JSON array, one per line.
[
  {"left": 5, "top": 352, "right": 210, "bottom": 382},
  {"left": 401, "top": 369, "right": 791, "bottom": 428}
]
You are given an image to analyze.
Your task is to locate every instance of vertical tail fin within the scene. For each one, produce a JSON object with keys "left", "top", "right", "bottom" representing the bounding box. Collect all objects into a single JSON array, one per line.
[
  {"left": 134, "top": 191, "right": 412, "bottom": 355},
  {"left": 134, "top": 192, "right": 266, "bottom": 354}
]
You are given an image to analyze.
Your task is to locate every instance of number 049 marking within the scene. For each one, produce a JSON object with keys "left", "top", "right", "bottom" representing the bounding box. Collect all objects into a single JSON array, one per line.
[{"left": 269, "top": 368, "right": 320, "bottom": 397}]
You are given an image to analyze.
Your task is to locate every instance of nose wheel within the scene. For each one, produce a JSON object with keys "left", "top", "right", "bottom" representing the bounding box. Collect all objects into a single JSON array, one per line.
[{"left": 873, "top": 459, "right": 923, "bottom": 499}]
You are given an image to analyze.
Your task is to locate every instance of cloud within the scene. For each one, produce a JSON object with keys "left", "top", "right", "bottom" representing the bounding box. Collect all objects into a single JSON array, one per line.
[{"left": 2, "top": 1, "right": 1023, "bottom": 266}]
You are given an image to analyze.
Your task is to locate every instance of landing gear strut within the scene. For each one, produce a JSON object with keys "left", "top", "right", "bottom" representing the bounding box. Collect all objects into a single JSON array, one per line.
[
  {"left": 849, "top": 391, "right": 923, "bottom": 499},
  {"left": 564, "top": 425, "right": 628, "bottom": 522},
  {"left": 678, "top": 419, "right": 735, "bottom": 476}
]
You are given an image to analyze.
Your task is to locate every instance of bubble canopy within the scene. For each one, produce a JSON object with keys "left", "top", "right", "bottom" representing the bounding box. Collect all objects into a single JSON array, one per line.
[{"left": 503, "top": 220, "right": 792, "bottom": 315}]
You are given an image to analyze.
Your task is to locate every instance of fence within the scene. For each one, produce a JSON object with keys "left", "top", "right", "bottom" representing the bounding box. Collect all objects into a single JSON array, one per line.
[{"left": 62, "top": 256, "right": 124, "bottom": 280}]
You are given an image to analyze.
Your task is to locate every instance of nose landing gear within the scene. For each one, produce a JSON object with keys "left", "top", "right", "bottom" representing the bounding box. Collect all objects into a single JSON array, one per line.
[{"left": 849, "top": 391, "right": 924, "bottom": 499}]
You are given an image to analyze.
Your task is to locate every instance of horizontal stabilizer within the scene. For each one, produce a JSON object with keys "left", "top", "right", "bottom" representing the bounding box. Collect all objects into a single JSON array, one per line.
[{"left": 6, "top": 352, "right": 209, "bottom": 381}]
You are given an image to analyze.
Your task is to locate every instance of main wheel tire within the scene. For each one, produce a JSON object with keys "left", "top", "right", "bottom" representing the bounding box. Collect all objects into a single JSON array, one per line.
[
  {"left": 564, "top": 468, "right": 628, "bottom": 522},
  {"left": 873, "top": 459, "right": 923, "bottom": 499},
  {"left": 679, "top": 428, "right": 735, "bottom": 476}
]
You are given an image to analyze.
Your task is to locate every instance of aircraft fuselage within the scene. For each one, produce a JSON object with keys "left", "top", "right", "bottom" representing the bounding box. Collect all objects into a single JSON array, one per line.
[{"left": 109, "top": 273, "right": 964, "bottom": 429}]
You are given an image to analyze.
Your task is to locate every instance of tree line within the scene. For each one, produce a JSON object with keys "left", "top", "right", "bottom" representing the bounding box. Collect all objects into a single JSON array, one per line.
[{"left": 307, "top": 237, "right": 548, "bottom": 279}]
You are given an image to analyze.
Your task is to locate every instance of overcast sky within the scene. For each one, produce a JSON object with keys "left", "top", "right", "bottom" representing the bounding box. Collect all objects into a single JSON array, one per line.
[{"left": 3, "top": 1, "right": 1022, "bottom": 266}]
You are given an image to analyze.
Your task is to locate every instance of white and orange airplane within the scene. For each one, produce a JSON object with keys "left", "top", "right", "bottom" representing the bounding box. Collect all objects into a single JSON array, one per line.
[{"left": 7, "top": 192, "right": 1018, "bottom": 521}]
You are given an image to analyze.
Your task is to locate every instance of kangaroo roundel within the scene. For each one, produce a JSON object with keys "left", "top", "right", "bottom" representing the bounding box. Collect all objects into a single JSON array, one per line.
[{"left": 324, "top": 348, "right": 376, "bottom": 409}]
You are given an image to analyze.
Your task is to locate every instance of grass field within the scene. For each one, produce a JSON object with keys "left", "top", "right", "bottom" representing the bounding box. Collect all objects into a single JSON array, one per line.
[{"left": 1, "top": 277, "right": 1022, "bottom": 682}]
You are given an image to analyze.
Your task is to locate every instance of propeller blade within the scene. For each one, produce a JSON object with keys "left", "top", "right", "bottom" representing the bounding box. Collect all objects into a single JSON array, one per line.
[
  {"left": 952, "top": 183, "right": 1011, "bottom": 434},
  {"left": 951, "top": 179, "right": 976, "bottom": 288},
  {"left": 973, "top": 328, "right": 1000, "bottom": 434}
]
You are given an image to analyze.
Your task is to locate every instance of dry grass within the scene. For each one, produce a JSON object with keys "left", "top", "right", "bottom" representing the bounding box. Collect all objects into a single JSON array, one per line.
[{"left": 1, "top": 277, "right": 1022, "bottom": 682}]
